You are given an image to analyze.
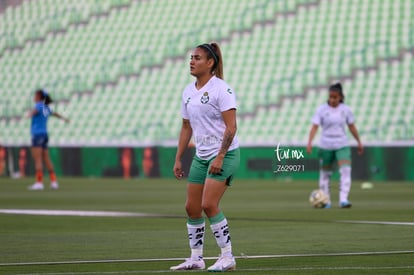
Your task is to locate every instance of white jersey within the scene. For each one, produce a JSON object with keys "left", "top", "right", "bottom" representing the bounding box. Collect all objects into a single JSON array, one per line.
[
  {"left": 181, "top": 76, "right": 239, "bottom": 160},
  {"left": 311, "top": 103, "right": 355, "bottom": 150}
]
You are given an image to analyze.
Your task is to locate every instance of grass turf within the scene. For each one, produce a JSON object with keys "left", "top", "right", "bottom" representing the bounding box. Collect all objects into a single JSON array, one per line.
[{"left": 0, "top": 178, "right": 413, "bottom": 274}]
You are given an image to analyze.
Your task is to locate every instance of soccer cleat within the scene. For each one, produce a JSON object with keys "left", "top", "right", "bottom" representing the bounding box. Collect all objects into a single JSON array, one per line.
[
  {"left": 50, "top": 182, "right": 59, "bottom": 190},
  {"left": 28, "top": 182, "right": 44, "bottom": 191},
  {"left": 340, "top": 201, "right": 352, "bottom": 208},
  {"left": 323, "top": 203, "right": 332, "bottom": 209},
  {"left": 207, "top": 255, "right": 236, "bottom": 272},
  {"left": 170, "top": 258, "right": 205, "bottom": 271}
]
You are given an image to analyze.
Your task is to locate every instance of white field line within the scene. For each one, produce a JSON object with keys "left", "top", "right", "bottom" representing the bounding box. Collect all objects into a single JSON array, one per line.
[
  {"left": 13, "top": 266, "right": 414, "bottom": 275},
  {"left": 2, "top": 210, "right": 414, "bottom": 227},
  {"left": 1, "top": 250, "right": 414, "bottom": 267},
  {"left": 338, "top": 220, "right": 414, "bottom": 226},
  {"left": 0, "top": 209, "right": 170, "bottom": 217}
]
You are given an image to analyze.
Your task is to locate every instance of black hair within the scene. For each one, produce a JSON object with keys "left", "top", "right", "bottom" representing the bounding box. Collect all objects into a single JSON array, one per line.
[
  {"left": 197, "top": 42, "right": 224, "bottom": 79},
  {"left": 35, "top": 89, "right": 53, "bottom": 105},
  {"left": 329, "top": 83, "right": 344, "bottom": 103}
]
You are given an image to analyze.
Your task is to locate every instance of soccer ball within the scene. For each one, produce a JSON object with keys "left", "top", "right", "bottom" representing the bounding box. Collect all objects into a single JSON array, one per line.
[{"left": 309, "top": 189, "right": 329, "bottom": 208}]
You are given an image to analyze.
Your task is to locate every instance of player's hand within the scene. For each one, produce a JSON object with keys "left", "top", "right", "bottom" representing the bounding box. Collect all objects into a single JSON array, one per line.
[
  {"left": 208, "top": 156, "right": 223, "bottom": 175},
  {"left": 173, "top": 160, "right": 184, "bottom": 180},
  {"left": 26, "top": 110, "right": 33, "bottom": 118},
  {"left": 306, "top": 144, "right": 312, "bottom": 154},
  {"left": 357, "top": 142, "right": 364, "bottom": 155}
]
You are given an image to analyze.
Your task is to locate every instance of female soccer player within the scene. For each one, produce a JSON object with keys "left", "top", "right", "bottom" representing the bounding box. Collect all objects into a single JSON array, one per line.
[
  {"left": 28, "top": 89, "right": 69, "bottom": 190},
  {"left": 307, "top": 83, "right": 363, "bottom": 208},
  {"left": 171, "top": 43, "right": 240, "bottom": 272}
]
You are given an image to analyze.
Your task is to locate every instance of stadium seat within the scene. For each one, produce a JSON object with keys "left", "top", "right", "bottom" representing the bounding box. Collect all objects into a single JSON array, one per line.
[{"left": 0, "top": 0, "right": 412, "bottom": 145}]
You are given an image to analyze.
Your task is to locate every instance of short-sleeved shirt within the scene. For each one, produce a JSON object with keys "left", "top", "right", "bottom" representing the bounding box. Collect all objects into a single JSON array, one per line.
[
  {"left": 181, "top": 76, "right": 239, "bottom": 160},
  {"left": 31, "top": 102, "right": 52, "bottom": 136},
  {"left": 311, "top": 103, "right": 355, "bottom": 150}
]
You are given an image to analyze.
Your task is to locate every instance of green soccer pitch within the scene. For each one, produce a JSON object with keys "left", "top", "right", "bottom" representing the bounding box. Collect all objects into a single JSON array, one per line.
[{"left": 0, "top": 178, "right": 413, "bottom": 274}]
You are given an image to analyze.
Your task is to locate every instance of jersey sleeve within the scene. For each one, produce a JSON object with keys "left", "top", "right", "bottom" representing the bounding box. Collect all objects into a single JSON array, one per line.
[
  {"left": 218, "top": 86, "right": 237, "bottom": 112},
  {"left": 311, "top": 106, "right": 322, "bottom": 125},
  {"left": 346, "top": 106, "right": 355, "bottom": 124},
  {"left": 34, "top": 103, "right": 43, "bottom": 113},
  {"left": 33, "top": 103, "right": 45, "bottom": 117},
  {"left": 47, "top": 105, "right": 54, "bottom": 115},
  {"left": 181, "top": 95, "right": 189, "bottom": 120}
]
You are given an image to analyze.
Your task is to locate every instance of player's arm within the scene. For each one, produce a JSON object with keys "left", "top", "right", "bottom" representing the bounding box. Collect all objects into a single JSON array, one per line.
[
  {"left": 27, "top": 108, "right": 39, "bottom": 118},
  {"left": 218, "top": 109, "right": 237, "bottom": 158},
  {"left": 348, "top": 124, "right": 363, "bottom": 154},
  {"left": 173, "top": 119, "right": 192, "bottom": 179},
  {"left": 307, "top": 124, "right": 319, "bottom": 154},
  {"left": 27, "top": 104, "right": 43, "bottom": 118},
  {"left": 175, "top": 119, "right": 192, "bottom": 160},
  {"left": 208, "top": 109, "right": 237, "bottom": 175},
  {"left": 52, "top": 112, "right": 70, "bottom": 123}
]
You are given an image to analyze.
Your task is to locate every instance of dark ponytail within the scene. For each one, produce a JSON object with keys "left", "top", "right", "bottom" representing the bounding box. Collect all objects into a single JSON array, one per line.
[
  {"left": 329, "top": 83, "right": 344, "bottom": 103},
  {"left": 36, "top": 89, "right": 53, "bottom": 105},
  {"left": 197, "top": 42, "right": 224, "bottom": 80}
]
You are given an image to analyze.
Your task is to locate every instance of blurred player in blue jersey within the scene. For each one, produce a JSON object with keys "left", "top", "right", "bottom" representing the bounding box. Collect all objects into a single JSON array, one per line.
[
  {"left": 27, "top": 89, "right": 69, "bottom": 191},
  {"left": 307, "top": 83, "right": 363, "bottom": 208}
]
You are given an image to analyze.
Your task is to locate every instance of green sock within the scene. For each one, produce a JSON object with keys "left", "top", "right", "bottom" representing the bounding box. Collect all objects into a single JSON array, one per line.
[
  {"left": 187, "top": 217, "right": 205, "bottom": 225},
  {"left": 208, "top": 211, "right": 225, "bottom": 225}
]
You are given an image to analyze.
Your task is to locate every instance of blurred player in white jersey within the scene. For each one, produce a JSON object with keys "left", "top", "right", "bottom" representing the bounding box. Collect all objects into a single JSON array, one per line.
[
  {"left": 171, "top": 43, "right": 239, "bottom": 272},
  {"left": 307, "top": 83, "right": 363, "bottom": 208}
]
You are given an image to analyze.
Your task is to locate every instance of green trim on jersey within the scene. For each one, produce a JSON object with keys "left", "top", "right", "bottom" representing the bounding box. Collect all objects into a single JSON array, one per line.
[
  {"left": 318, "top": 147, "right": 351, "bottom": 168},
  {"left": 187, "top": 148, "right": 240, "bottom": 186}
]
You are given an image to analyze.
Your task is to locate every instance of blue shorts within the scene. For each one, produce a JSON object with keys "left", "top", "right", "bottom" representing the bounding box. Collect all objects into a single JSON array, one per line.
[{"left": 32, "top": 134, "right": 49, "bottom": 149}]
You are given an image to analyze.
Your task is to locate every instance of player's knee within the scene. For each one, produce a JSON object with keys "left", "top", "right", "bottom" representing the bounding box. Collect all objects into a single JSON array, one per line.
[
  {"left": 185, "top": 201, "right": 201, "bottom": 218},
  {"left": 339, "top": 166, "right": 351, "bottom": 180},
  {"left": 201, "top": 201, "right": 218, "bottom": 216},
  {"left": 35, "top": 162, "right": 43, "bottom": 171},
  {"left": 184, "top": 201, "right": 192, "bottom": 214},
  {"left": 321, "top": 165, "right": 333, "bottom": 171},
  {"left": 338, "top": 160, "right": 350, "bottom": 167}
]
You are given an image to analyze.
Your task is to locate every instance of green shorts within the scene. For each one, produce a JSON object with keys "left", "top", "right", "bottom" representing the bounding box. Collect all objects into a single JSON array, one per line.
[
  {"left": 188, "top": 148, "right": 240, "bottom": 186},
  {"left": 318, "top": 147, "right": 351, "bottom": 168}
]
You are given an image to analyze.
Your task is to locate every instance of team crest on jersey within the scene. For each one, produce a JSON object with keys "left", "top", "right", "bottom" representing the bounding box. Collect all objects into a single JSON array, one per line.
[{"left": 200, "top": 92, "right": 209, "bottom": 104}]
